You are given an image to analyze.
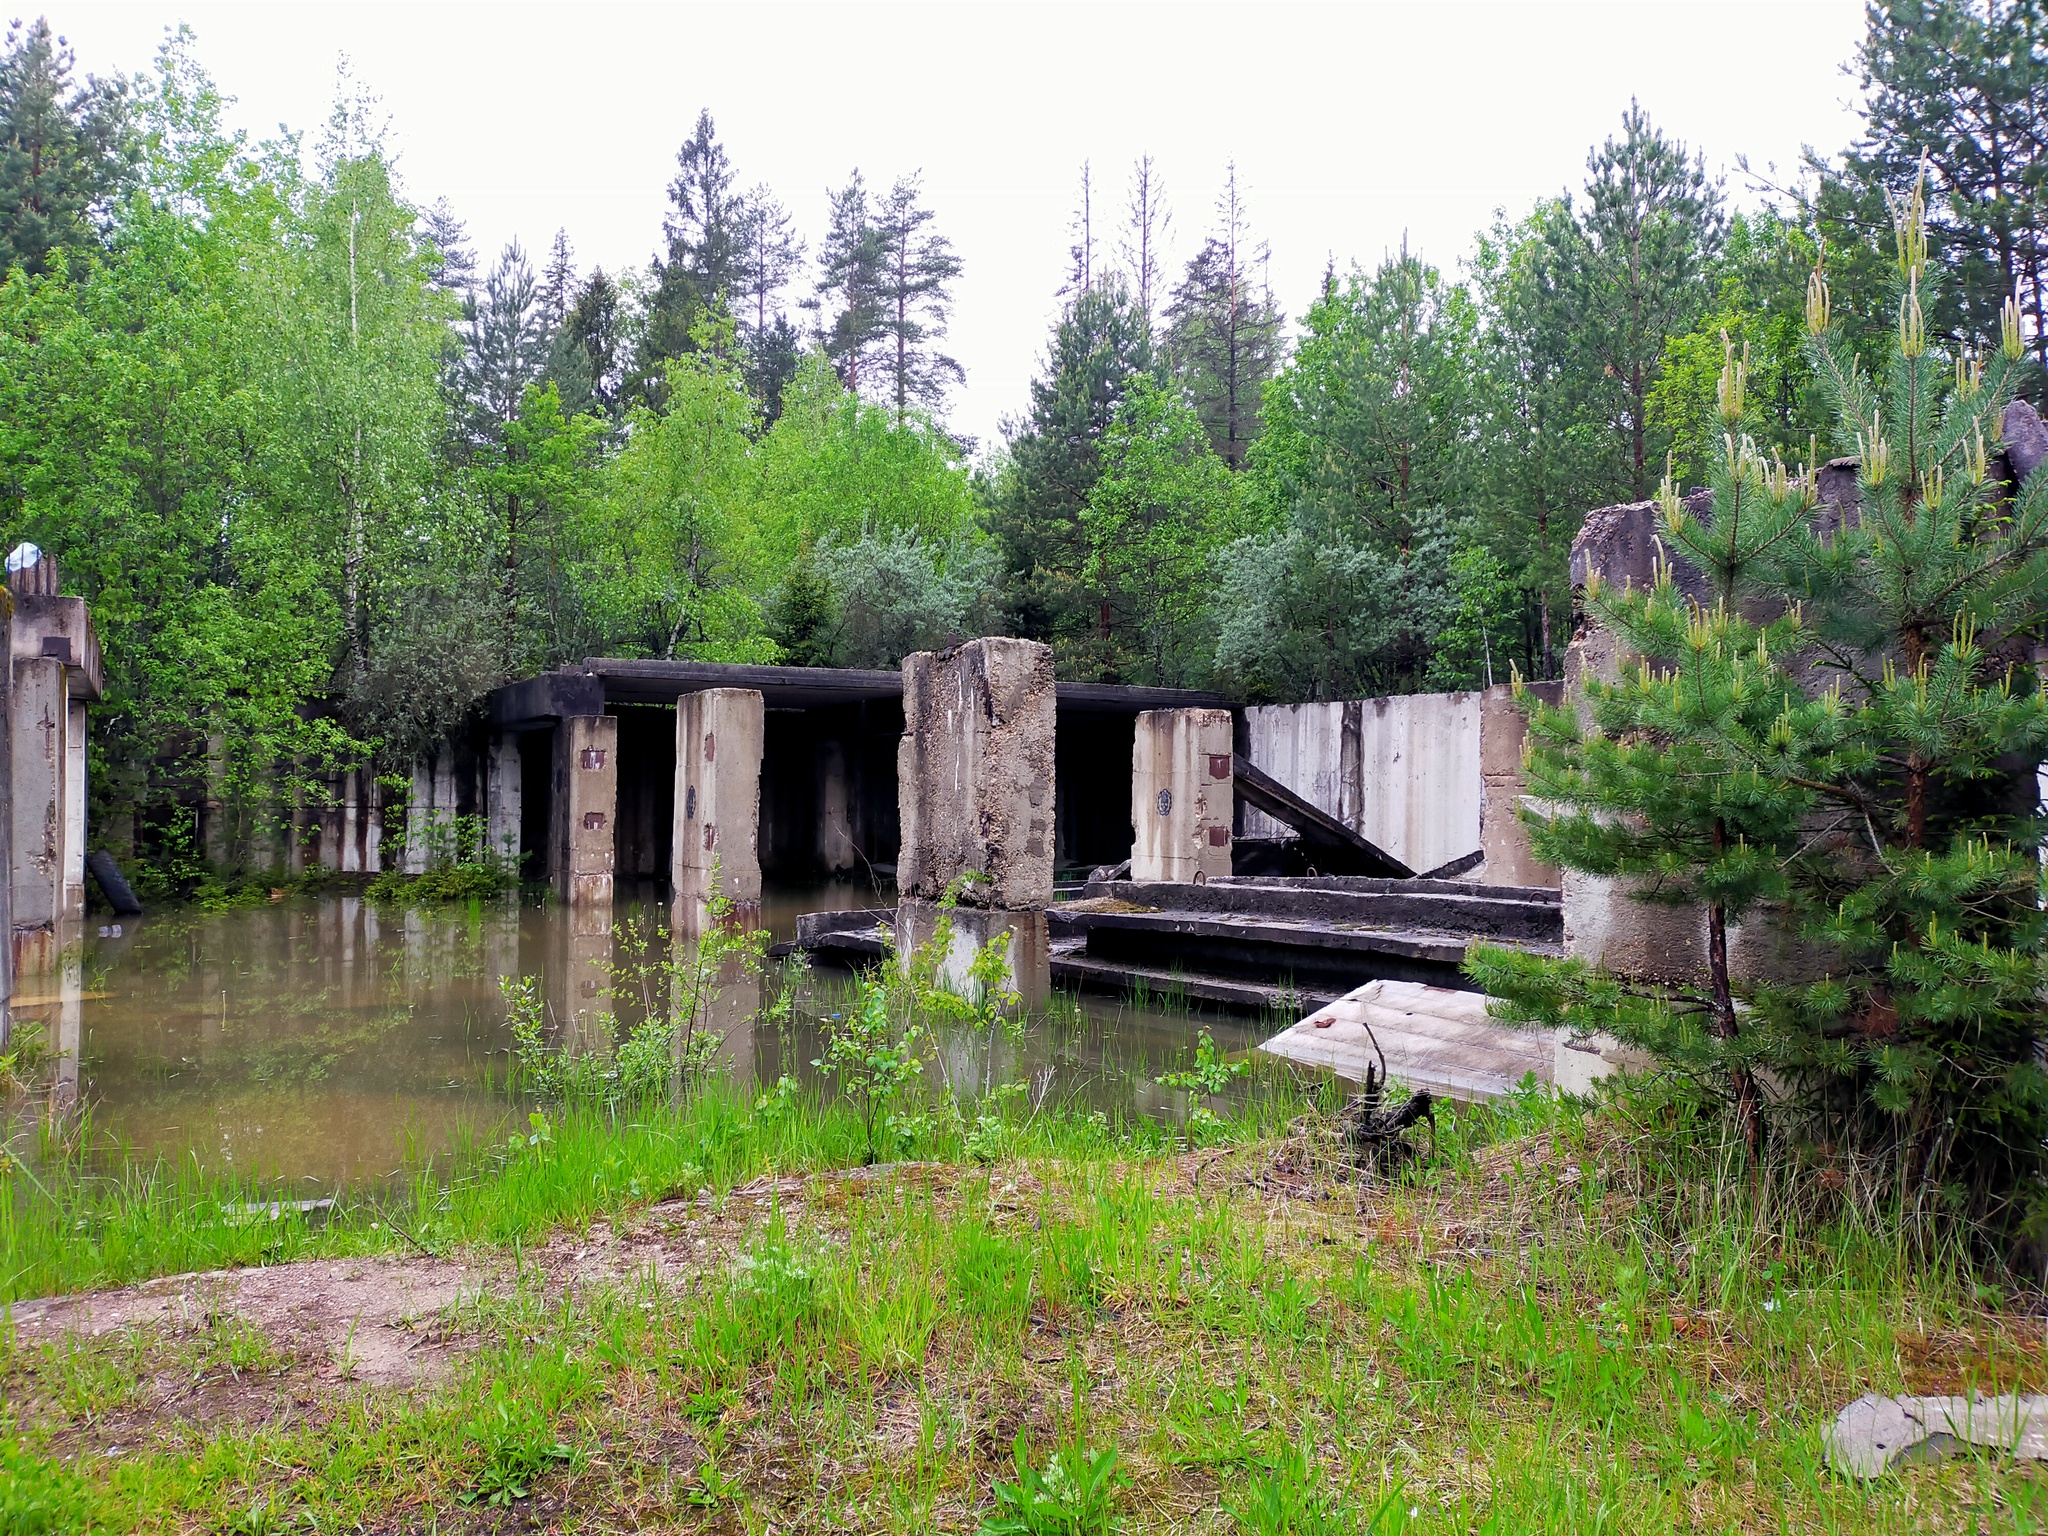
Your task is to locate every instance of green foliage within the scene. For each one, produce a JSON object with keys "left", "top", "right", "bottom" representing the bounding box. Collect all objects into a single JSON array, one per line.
[
  {"left": 814, "top": 980, "right": 924, "bottom": 1165},
  {"left": 1079, "top": 376, "right": 1245, "bottom": 684},
  {"left": 1472, "top": 175, "right": 2048, "bottom": 1241},
  {"left": 459, "top": 1383, "right": 575, "bottom": 1507},
  {"left": 0, "top": 18, "right": 135, "bottom": 278},
  {"left": 1157, "top": 1029, "right": 1248, "bottom": 1097},
  {"left": 0, "top": 1439, "right": 89, "bottom": 1535},
  {"left": 980, "top": 1437, "right": 1126, "bottom": 1536}
]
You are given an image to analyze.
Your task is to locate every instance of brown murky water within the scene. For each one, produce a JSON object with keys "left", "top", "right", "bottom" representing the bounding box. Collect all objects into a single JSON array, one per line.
[{"left": 4, "top": 888, "right": 1275, "bottom": 1187}]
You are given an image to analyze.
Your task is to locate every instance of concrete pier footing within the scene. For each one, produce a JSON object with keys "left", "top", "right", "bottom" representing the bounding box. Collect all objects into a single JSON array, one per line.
[
  {"left": 895, "top": 901, "right": 1052, "bottom": 1010},
  {"left": 1130, "top": 708, "right": 1233, "bottom": 883},
  {"left": 673, "top": 688, "right": 764, "bottom": 934},
  {"left": 553, "top": 714, "right": 618, "bottom": 908},
  {"left": 896, "top": 638, "right": 1055, "bottom": 1004}
]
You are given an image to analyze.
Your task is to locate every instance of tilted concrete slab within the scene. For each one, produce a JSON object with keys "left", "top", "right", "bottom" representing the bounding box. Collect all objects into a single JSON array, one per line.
[{"left": 1260, "top": 979, "right": 1560, "bottom": 1101}]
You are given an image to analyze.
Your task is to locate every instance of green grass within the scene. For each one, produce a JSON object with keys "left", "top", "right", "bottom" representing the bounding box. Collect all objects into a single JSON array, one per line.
[{"left": 5, "top": 1073, "right": 2048, "bottom": 1530}]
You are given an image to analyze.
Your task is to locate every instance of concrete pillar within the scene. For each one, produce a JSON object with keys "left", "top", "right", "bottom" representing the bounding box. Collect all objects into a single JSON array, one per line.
[
  {"left": 11, "top": 655, "right": 64, "bottom": 975},
  {"left": 1130, "top": 708, "right": 1233, "bottom": 883},
  {"left": 817, "top": 738, "right": 855, "bottom": 875},
  {"left": 203, "top": 731, "right": 229, "bottom": 869},
  {"left": 487, "top": 733, "right": 522, "bottom": 871},
  {"left": 553, "top": 714, "right": 618, "bottom": 908},
  {"left": 672, "top": 688, "right": 763, "bottom": 934},
  {"left": 0, "top": 589, "right": 13, "bottom": 1048},
  {"left": 1477, "top": 683, "right": 1561, "bottom": 889},
  {"left": 896, "top": 638, "right": 1055, "bottom": 1006},
  {"left": 62, "top": 697, "right": 85, "bottom": 917}
]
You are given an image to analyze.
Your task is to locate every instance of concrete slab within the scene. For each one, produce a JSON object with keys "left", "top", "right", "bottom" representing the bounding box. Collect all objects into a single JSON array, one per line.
[
  {"left": 1825, "top": 1392, "right": 2048, "bottom": 1478},
  {"left": 1259, "top": 979, "right": 1558, "bottom": 1101}
]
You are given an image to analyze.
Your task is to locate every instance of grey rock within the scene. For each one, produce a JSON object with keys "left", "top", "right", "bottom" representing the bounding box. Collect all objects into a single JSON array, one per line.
[{"left": 2004, "top": 399, "right": 2048, "bottom": 484}]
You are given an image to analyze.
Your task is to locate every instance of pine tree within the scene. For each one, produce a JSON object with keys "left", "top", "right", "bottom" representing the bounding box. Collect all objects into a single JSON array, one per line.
[
  {"left": 872, "top": 172, "right": 963, "bottom": 422},
  {"left": 539, "top": 227, "right": 576, "bottom": 330},
  {"left": 815, "top": 171, "right": 888, "bottom": 396},
  {"left": 1570, "top": 101, "right": 1726, "bottom": 499},
  {"left": 556, "top": 266, "right": 625, "bottom": 421},
  {"left": 638, "top": 109, "right": 743, "bottom": 397},
  {"left": 0, "top": 17, "right": 132, "bottom": 276},
  {"left": 420, "top": 196, "right": 477, "bottom": 300},
  {"left": 1837, "top": 0, "right": 2048, "bottom": 373},
  {"left": 991, "top": 279, "right": 1154, "bottom": 644},
  {"left": 1472, "top": 174, "right": 2048, "bottom": 1239},
  {"left": 1164, "top": 165, "right": 1282, "bottom": 469},
  {"left": 457, "top": 240, "right": 549, "bottom": 443},
  {"left": 736, "top": 186, "right": 805, "bottom": 419},
  {"left": 1062, "top": 160, "right": 1096, "bottom": 297},
  {"left": 1118, "top": 155, "right": 1170, "bottom": 333}
]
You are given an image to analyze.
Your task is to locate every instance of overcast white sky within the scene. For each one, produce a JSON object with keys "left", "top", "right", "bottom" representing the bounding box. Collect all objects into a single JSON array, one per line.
[{"left": 55, "top": 1, "right": 1870, "bottom": 451}]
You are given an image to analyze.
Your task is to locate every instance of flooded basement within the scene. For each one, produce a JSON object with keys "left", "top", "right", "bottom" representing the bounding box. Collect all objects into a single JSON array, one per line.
[{"left": 2, "top": 888, "right": 1278, "bottom": 1189}]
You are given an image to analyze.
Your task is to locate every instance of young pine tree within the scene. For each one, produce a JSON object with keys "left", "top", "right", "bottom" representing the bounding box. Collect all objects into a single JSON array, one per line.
[{"left": 1471, "top": 172, "right": 2048, "bottom": 1242}]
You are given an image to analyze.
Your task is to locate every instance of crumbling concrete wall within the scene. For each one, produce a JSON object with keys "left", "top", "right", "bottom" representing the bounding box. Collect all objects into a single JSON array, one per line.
[
  {"left": 1478, "top": 683, "right": 1561, "bottom": 890},
  {"left": 673, "top": 688, "right": 764, "bottom": 932},
  {"left": 1131, "top": 708, "right": 1233, "bottom": 882},
  {"left": 896, "top": 638, "right": 1055, "bottom": 909}
]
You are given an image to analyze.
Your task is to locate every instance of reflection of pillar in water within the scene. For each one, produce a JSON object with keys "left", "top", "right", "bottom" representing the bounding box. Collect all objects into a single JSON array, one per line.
[
  {"left": 558, "top": 901, "right": 614, "bottom": 1056},
  {"left": 676, "top": 942, "right": 764, "bottom": 1085},
  {"left": 339, "top": 896, "right": 360, "bottom": 1010},
  {"left": 482, "top": 898, "right": 522, "bottom": 997},
  {"left": 45, "top": 947, "right": 81, "bottom": 1123}
]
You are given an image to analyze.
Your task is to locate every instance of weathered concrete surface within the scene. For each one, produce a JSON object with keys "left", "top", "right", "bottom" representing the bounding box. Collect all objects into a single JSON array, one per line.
[
  {"left": 486, "top": 733, "right": 522, "bottom": 868},
  {"left": 673, "top": 688, "right": 764, "bottom": 933},
  {"left": 816, "top": 739, "right": 856, "bottom": 874},
  {"left": 1260, "top": 978, "right": 1558, "bottom": 1101},
  {"left": 896, "top": 638, "right": 1055, "bottom": 909},
  {"left": 1478, "top": 683, "right": 1560, "bottom": 890},
  {"left": 2005, "top": 399, "right": 2048, "bottom": 485},
  {"left": 552, "top": 714, "right": 619, "bottom": 908},
  {"left": 62, "top": 697, "right": 85, "bottom": 916},
  {"left": 0, "top": 584, "right": 12, "bottom": 1044},
  {"left": 894, "top": 899, "right": 1051, "bottom": 1010},
  {"left": 1824, "top": 1392, "right": 2048, "bottom": 1478},
  {"left": 10, "top": 655, "right": 66, "bottom": 975},
  {"left": 1131, "top": 708, "right": 1233, "bottom": 882},
  {"left": 403, "top": 744, "right": 459, "bottom": 874},
  {"left": 317, "top": 769, "right": 384, "bottom": 874},
  {"left": 1242, "top": 694, "right": 1484, "bottom": 880}
]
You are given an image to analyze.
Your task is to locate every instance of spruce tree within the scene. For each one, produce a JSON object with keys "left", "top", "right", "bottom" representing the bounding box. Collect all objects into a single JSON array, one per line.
[
  {"left": 1472, "top": 173, "right": 2048, "bottom": 1240},
  {"left": 0, "top": 17, "right": 132, "bottom": 276},
  {"left": 1164, "top": 165, "right": 1282, "bottom": 469},
  {"left": 637, "top": 110, "right": 742, "bottom": 399},
  {"left": 815, "top": 171, "right": 887, "bottom": 396},
  {"left": 539, "top": 227, "right": 576, "bottom": 330},
  {"left": 736, "top": 186, "right": 804, "bottom": 418}
]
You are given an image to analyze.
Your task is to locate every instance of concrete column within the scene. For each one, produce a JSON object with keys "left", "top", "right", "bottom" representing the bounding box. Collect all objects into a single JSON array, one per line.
[
  {"left": 362, "top": 775, "right": 384, "bottom": 872},
  {"left": 203, "top": 731, "right": 229, "bottom": 869},
  {"left": 0, "top": 590, "right": 13, "bottom": 1048},
  {"left": 672, "top": 688, "right": 763, "bottom": 934},
  {"left": 896, "top": 638, "right": 1055, "bottom": 1007},
  {"left": 1477, "top": 683, "right": 1561, "bottom": 889},
  {"left": 11, "top": 655, "right": 64, "bottom": 975},
  {"left": 817, "top": 738, "right": 855, "bottom": 875},
  {"left": 553, "top": 714, "right": 618, "bottom": 908},
  {"left": 62, "top": 697, "right": 84, "bottom": 917},
  {"left": 1130, "top": 708, "right": 1233, "bottom": 883},
  {"left": 339, "top": 772, "right": 361, "bottom": 873},
  {"left": 487, "top": 732, "right": 522, "bottom": 870}
]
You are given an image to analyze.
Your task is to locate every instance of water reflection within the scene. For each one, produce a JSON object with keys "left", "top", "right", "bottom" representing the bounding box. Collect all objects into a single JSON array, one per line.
[{"left": 1, "top": 886, "right": 1274, "bottom": 1189}]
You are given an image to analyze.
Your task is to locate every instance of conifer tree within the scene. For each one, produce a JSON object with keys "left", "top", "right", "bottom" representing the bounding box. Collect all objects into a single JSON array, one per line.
[
  {"left": 815, "top": 171, "right": 887, "bottom": 395},
  {"left": 539, "top": 227, "right": 576, "bottom": 330},
  {"left": 1472, "top": 172, "right": 2048, "bottom": 1238},
  {"left": 736, "top": 185, "right": 804, "bottom": 417},
  {"left": 1164, "top": 165, "right": 1282, "bottom": 469},
  {"left": 0, "top": 17, "right": 132, "bottom": 276},
  {"left": 1118, "top": 154, "right": 1170, "bottom": 334},
  {"left": 638, "top": 110, "right": 742, "bottom": 399},
  {"left": 872, "top": 172, "right": 963, "bottom": 422}
]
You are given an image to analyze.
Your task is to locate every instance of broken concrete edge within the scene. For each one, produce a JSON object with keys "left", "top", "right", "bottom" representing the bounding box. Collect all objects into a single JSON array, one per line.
[{"left": 1824, "top": 1392, "right": 2048, "bottom": 1479}]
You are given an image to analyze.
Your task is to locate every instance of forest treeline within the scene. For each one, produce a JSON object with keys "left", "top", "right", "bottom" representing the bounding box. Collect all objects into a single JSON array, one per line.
[{"left": 0, "top": 5, "right": 2043, "bottom": 871}]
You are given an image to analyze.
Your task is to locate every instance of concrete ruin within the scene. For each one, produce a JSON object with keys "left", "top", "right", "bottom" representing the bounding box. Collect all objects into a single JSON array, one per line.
[
  {"left": 895, "top": 638, "right": 1056, "bottom": 1006},
  {"left": 672, "top": 688, "right": 764, "bottom": 934},
  {"left": 7, "top": 545, "right": 103, "bottom": 978},
  {"left": 552, "top": 714, "right": 618, "bottom": 909},
  {"left": 1130, "top": 708, "right": 1234, "bottom": 883}
]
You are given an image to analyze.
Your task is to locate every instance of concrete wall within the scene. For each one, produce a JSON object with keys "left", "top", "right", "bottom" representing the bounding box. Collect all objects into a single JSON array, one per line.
[
  {"left": 1131, "top": 708, "right": 1233, "bottom": 882},
  {"left": 1244, "top": 693, "right": 1486, "bottom": 879},
  {"left": 1478, "top": 683, "right": 1560, "bottom": 889},
  {"left": 11, "top": 655, "right": 67, "bottom": 973}
]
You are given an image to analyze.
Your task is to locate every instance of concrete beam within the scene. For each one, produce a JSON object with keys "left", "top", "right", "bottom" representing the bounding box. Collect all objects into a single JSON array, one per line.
[
  {"left": 553, "top": 715, "right": 618, "bottom": 908},
  {"left": 1130, "top": 708, "right": 1233, "bottom": 883},
  {"left": 673, "top": 688, "right": 763, "bottom": 932}
]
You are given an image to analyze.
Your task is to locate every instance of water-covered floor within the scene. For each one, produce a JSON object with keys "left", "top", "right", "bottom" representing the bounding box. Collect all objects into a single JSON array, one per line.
[{"left": 2, "top": 888, "right": 1274, "bottom": 1189}]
